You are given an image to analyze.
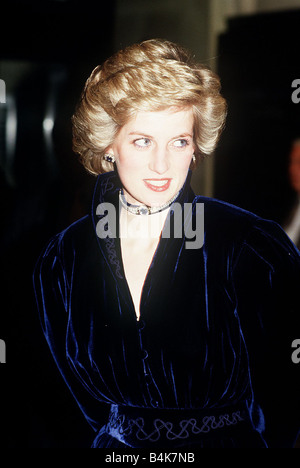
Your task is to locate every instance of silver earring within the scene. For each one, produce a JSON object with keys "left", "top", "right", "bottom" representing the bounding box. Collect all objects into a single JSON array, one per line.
[
  {"left": 104, "top": 153, "right": 115, "bottom": 163},
  {"left": 192, "top": 154, "right": 196, "bottom": 163}
]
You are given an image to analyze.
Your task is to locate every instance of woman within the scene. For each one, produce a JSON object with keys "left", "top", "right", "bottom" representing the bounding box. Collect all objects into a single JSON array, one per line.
[{"left": 33, "top": 39, "right": 300, "bottom": 448}]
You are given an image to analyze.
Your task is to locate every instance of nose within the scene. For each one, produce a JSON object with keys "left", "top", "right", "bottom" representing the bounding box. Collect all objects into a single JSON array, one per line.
[{"left": 149, "top": 146, "right": 169, "bottom": 174}]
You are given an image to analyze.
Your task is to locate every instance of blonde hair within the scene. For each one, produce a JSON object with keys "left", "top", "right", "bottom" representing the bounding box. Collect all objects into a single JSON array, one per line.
[{"left": 71, "top": 39, "right": 227, "bottom": 175}]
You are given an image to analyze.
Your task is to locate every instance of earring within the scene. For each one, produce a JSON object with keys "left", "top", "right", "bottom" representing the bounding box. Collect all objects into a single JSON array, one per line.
[
  {"left": 192, "top": 154, "right": 196, "bottom": 163},
  {"left": 104, "top": 153, "right": 115, "bottom": 163}
]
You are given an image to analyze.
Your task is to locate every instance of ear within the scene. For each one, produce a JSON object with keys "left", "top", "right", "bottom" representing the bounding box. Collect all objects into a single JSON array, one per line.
[
  {"left": 106, "top": 144, "right": 119, "bottom": 160},
  {"left": 105, "top": 144, "right": 113, "bottom": 155}
]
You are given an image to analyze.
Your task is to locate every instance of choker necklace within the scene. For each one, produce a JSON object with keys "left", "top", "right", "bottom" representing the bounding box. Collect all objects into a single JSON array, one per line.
[{"left": 119, "top": 189, "right": 180, "bottom": 215}]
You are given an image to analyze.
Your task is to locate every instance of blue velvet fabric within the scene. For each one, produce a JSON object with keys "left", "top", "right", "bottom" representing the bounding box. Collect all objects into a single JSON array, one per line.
[{"left": 33, "top": 170, "right": 300, "bottom": 448}]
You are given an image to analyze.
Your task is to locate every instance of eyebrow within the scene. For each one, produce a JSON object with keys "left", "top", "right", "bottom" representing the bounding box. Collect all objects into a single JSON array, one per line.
[{"left": 128, "top": 132, "right": 193, "bottom": 139}]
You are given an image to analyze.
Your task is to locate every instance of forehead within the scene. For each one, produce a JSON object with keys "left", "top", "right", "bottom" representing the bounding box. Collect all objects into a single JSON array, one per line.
[{"left": 122, "top": 107, "right": 194, "bottom": 134}]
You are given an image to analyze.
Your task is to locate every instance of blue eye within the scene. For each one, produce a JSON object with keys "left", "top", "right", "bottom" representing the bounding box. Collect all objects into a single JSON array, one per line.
[
  {"left": 173, "top": 139, "right": 189, "bottom": 148},
  {"left": 134, "top": 138, "right": 151, "bottom": 148}
]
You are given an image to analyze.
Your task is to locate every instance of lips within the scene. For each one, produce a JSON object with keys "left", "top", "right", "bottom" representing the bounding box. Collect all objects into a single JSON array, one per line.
[{"left": 143, "top": 178, "right": 172, "bottom": 192}]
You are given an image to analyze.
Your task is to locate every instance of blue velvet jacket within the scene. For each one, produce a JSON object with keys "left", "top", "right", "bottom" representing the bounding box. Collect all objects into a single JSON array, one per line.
[{"left": 33, "top": 171, "right": 300, "bottom": 448}]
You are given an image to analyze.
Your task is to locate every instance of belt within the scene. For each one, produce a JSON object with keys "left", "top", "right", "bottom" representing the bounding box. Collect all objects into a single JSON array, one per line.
[{"left": 105, "top": 403, "right": 251, "bottom": 448}]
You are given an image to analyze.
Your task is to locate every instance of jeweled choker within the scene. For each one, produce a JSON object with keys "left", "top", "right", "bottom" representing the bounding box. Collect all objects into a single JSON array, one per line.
[{"left": 119, "top": 189, "right": 179, "bottom": 215}]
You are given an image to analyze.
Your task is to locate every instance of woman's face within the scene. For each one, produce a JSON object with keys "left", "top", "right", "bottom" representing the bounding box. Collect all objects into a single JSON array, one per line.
[{"left": 108, "top": 107, "right": 195, "bottom": 207}]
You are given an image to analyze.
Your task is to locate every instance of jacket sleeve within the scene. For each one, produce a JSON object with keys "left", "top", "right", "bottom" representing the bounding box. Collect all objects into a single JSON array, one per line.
[
  {"left": 33, "top": 232, "right": 109, "bottom": 434},
  {"left": 233, "top": 218, "right": 300, "bottom": 447}
]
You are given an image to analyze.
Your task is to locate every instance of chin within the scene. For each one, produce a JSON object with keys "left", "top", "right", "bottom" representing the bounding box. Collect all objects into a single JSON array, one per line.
[
  {"left": 126, "top": 183, "right": 180, "bottom": 207},
  {"left": 145, "top": 191, "right": 175, "bottom": 206}
]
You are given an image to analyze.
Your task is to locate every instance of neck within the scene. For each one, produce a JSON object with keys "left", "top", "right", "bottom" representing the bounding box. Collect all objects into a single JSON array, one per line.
[
  {"left": 119, "top": 189, "right": 180, "bottom": 216},
  {"left": 119, "top": 205, "right": 169, "bottom": 241}
]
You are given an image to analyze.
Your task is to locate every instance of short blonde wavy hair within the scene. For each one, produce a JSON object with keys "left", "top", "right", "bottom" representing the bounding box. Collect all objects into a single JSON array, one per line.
[{"left": 71, "top": 39, "right": 227, "bottom": 175}]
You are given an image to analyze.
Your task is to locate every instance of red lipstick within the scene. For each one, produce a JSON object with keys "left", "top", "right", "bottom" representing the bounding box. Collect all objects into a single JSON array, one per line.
[{"left": 143, "top": 178, "right": 172, "bottom": 192}]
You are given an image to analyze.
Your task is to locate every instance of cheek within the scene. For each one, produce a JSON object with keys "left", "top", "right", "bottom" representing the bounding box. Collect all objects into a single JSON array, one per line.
[
  {"left": 117, "top": 148, "right": 138, "bottom": 170},
  {"left": 176, "top": 153, "right": 194, "bottom": 170},
  {"left": 118, "top": 159, "right": 142, "bottom": 175}
]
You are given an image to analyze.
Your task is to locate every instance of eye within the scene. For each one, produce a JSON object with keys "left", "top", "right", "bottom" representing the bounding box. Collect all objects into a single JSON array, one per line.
[
  {"left": 134, "top": 138, "right": 151, "bottom": 148},
  {"left": 172, "top": 139, "right": 189, "bottom": 148}
]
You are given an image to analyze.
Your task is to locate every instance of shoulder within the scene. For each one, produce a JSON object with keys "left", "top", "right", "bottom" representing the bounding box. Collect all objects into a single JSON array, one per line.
[
  {"left": 194, "top": 195, "right": 260, "bottom": 225},
  {"left": 56, "top": 214, "right": 94, "bottom": 248},
  {"left": 193, "top": 195, "right": 263, "bottom": 246},
  {"left": 53, "top": 214, "right": 94, "bottom": 249},
  {"left": 34, "top": 214, "right": 95, "bottom": 275},
  {"left": 194, "top": 195, "right": 300, "bottom": 268}
]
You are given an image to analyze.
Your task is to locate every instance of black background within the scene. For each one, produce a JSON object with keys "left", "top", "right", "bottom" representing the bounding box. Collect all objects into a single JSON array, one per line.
[
  {"left": 215, "top": 9, "right": 300, "bottom": 223},
  {"left": 0, "top": 0, "right": 115, "bottom": 447}
]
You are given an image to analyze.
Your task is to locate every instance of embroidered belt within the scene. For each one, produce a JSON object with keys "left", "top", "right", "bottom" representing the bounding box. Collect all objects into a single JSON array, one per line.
[{"left": 105, "top": 403, "right": 251, "bottom": 448}]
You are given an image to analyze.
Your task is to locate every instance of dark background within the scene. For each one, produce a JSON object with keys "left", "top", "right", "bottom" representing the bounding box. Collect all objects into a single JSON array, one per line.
[
  {"left": 0, "top": 1, "right": 299, "bottom": 448},
  {"left": 0, "top": 0, "right": 115, "bottom": 447},
  {"left": 214, "top": 9, "right": 300, "bottom": 224}
]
